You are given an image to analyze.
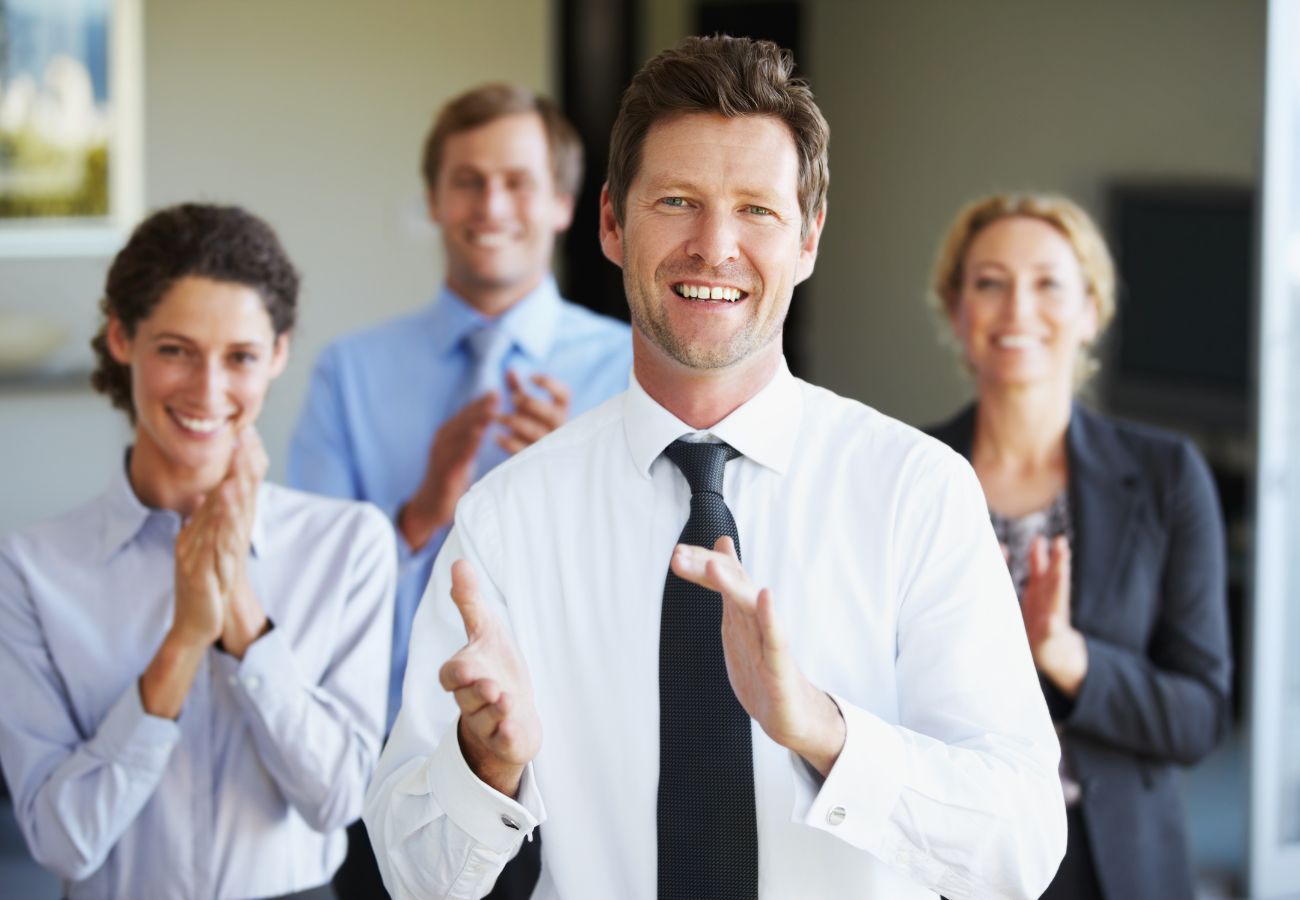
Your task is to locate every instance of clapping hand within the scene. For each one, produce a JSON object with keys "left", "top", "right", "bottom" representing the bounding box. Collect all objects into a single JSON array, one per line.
[
  {"left": 172, "top": 426, "right": 269, "bottom": 659},
  {"left": 495, "top": 371, "right": 571, "bottom": 456},
  {"left": 670, "top": 536, "right": 845, "bottom": 777},
  {"left": 1020, "top": 535, "right": 1088, "bottom": 696},
  {"left": 214, "top": 427, "right": 270, "bottom": 659},
  {"left": 400, "top": 394, "right": 501, "bottom": 551},
  {"left": 439, "top": 560, "right": 542, "bottom": 797}
]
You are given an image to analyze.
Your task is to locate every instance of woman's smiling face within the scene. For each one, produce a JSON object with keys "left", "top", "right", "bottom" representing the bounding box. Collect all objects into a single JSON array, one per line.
[
  {"left": 109, "top": 275, "right": 288, "bottom": 485},
  {"left": 951, "top": 215, "right": 1099, "bottom": 391}
]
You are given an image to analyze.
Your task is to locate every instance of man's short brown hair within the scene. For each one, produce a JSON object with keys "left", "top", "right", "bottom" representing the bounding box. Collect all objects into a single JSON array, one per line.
[
  {"left": 421, "top": 82, "right": 583, "bottom": 196},
  {"left": 607, "top": 35, "right": 829, "bottom": 237}
]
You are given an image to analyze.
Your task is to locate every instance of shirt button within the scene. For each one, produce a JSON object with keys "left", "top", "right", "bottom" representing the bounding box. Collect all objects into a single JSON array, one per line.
[
  {"left": 227, "top": 676, "right": 238, "bottom": 687},
  {"left": 826, "top": 806, "right": 847, "bottom": 826},
  {"left": 501, "top": 815, "right": 520, "bottom": 830},
  {"left": 243, "top": 676, "right": 261, "bottom": 691}
]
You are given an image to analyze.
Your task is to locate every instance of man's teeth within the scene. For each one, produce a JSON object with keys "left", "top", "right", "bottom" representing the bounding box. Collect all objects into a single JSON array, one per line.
[
  {"left": 995, "top": 334, "right": 1041, "bottom": 349},
  {"left": 472, "top": 232, "right": 511, "bottom": 248},
  {"left": 174, "top": 412, "right": 224, "bottom": 434},
  {"left": 673, "top": 284, "right": 743, "bottom": 301}
]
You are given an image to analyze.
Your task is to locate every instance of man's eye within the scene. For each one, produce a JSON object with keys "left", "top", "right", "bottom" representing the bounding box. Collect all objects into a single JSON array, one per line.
[
  {"left": 231, "top": 351, "right": 259, "bottom": 365},
  {"left": 158, "top": 344, "right": 185, "bottom": 357},
  {"left": 661, "top": 197, "right": 688, "bottom": 208},
  {"left": 974, "top": 278, "right": 1004, "bottom": 291},
  {"left": 746, "top": 205, "right": 773, "bottom": 216}
]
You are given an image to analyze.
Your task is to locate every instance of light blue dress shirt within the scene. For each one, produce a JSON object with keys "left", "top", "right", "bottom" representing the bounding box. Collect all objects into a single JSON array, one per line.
[
  {"left": 287, "top": 278, "right": 632, "bottom": 726},
  {"left": 0, "top": 460, "right": 395, "bottom": 900}
]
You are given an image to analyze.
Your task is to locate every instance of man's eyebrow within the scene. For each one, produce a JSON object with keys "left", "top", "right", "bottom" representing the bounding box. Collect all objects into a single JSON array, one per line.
[{"left": 639, "top": 176, "right": 791, "bottom": 207}]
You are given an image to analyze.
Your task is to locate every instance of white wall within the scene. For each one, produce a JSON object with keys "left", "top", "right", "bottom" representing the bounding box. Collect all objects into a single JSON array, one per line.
[
  {"left": 1, "top": 0, "right": 553, "bottom": 533},
  {"left": 2, "top": 0, "right": 1267, "bottom": 533},
  {"left": 807, "top": 0, "right": 1265, "bottom": 425}
]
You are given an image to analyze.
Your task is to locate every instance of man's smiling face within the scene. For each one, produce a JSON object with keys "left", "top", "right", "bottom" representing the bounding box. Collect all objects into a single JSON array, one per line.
[
  {"left": 601, "top": 112, "right": 823, "bottom": 374},
  {"left": 429, "top": 111, "right": 574, "bottom": 313}
]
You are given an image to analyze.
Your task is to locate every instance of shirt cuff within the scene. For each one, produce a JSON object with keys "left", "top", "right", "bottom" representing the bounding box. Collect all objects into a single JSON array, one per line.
[
  {"left": 217, "top": 627, "right": 305, "bottom": 706},
  {"left": 792, "top": 693, "right": 904, "bottom": 848},
  {"left": 426, "top": 720, "right": 545, "bottom": 854},
  {"left": 94, "top": 680, "right": 181, "bottom": 771}
]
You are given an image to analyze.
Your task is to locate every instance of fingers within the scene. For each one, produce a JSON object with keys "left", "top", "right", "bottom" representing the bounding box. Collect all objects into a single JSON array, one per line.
[
  {"left": 450, "top": 559, "right": 488, "bottom": 641},
  {"left": 1028, "top": 535, "right": 1049, "bottom": 580},
  {"left": 497, "top": 410, "right": 550, "bottom": 445},
  {"left": 232, "top": 425, "right": 270, "bottom": 484},
  {"left": 670, "top": 538, "right": 759, "bottom": 608},
  {"left": 496, "top": 432, "right": 530, "bottom": 456},
  {"left": 494, "top": 372, "right": 571, "bottom": 456},
  {"left": 462, "top": 390, "right": 501, "bottom": 421},
  {"left": 754, "top": 587, "right": 787, "bottom": 667},
  {"left": 441, "top": 656, "right": 526, "bottom": 757},
  {"left": 507, "top": 379, "right": 568, "bottom": 430},
  {"left": 505, "top": 371, "right": 572, "bottom": 411},
  {"left": 1049, "top": 535, "right": 1072, "bottom": 611},
  {"left": 1049, "top": 535, "right": 1071, "bottom": 572},
  {"left": 440, "top": 393, "right": 499, "bottom": 460}
]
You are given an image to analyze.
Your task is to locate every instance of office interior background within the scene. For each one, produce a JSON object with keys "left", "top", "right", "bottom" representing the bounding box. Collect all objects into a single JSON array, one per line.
[{"left": 2, "top": 0, "right": 1299, "bottom": 896}]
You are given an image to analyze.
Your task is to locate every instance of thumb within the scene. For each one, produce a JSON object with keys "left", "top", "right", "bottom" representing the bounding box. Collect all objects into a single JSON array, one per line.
[{"left": 450, "top": 559, "right": 488, "bottom": 640}]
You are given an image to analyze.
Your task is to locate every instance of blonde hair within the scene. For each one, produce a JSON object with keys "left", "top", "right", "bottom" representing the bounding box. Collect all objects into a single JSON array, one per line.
[{"left": 930, "top": 192, "right": 1116, "bottom": 386}]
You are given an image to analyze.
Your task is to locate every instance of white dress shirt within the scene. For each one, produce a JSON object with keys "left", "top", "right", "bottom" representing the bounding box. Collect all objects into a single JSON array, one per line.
[
  {"left": 0, "top": 459, "right": 395, "bottom": 900},
  {"left": 367, "top": 360, "right": 1066, "bottom": 900}
]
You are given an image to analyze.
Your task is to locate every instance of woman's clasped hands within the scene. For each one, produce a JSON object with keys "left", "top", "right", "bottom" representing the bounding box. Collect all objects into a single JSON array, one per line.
[{"left": 173, "top": 425, "right": 270, "bottom": 660}]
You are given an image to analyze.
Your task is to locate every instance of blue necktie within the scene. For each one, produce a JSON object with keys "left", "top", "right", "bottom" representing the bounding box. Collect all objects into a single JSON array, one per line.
[{"left": 464, "top": 323, "right": 513, "bottom": 477}]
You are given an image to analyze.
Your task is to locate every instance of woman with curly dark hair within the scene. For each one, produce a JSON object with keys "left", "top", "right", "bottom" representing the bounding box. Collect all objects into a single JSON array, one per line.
[{"left": 0, "top": 203, "right": 394, "bottom": 899}]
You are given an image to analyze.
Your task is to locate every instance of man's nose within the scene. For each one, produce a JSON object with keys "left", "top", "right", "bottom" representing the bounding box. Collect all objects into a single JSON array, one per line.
[
  {"left": 480, "top": 179, "right": 512, "bottom": 220},
  {"left": 685, "top": 208, "right": 740, "bottom": 268}
]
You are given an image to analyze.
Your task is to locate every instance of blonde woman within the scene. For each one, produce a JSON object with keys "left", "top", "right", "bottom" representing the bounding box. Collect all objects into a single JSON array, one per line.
[{"left": 926, "top": 193, "right": 1231, "bottom": 899}]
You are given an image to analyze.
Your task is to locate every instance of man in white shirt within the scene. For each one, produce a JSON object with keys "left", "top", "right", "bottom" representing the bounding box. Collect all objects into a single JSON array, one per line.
[{"left": 366, "top": 36, "right": 1067, "bottom": 899}]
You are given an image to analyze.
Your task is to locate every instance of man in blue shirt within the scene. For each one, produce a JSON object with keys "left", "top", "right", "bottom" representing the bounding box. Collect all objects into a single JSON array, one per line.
[{"left": 287, "top": 82, "right": 631, "bottom": 898}]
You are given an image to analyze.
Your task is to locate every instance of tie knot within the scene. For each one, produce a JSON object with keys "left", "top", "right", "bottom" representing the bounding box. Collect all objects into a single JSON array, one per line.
[
  {"left": 664, "top": 439, "right": 739, "bottom": 496},
  {"left": 465, "top": 323, "right": 513, "bottom": 367}
]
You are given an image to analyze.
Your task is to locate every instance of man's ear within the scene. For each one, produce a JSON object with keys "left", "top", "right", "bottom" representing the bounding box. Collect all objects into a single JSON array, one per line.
[
  {"left": 794, "top": 202, "right": 827, "bottom": 286},
  {"left": 106, "top": 316, "right": 132, "bottom": 364},
  {"left": 598, "top": 183, "right": 624, "bottom": 268},
  {"left": 552, "top": 190, "right": 576, "bottom": 233},
  {"left": 268, "top": 332, "right": 291, "bottom": 379}
]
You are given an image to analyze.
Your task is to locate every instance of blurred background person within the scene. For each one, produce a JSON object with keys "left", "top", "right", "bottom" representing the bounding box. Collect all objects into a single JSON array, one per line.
[
  {"left": 925, "top": 192, "right": 1232, "bottom": 900},
  {"left": 286, "top": 82, "right": 631, "bottom": 899},
  {"left": 0, "top": 204, "right": 394, "bottom": 900}
]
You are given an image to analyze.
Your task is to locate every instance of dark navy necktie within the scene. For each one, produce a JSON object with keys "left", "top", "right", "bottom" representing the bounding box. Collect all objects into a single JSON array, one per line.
[{"left": 658, "top": 439, "right": 758, "bottom": 900}]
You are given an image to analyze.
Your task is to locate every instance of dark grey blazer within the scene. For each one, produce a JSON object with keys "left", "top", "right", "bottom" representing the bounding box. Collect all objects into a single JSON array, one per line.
[{"left": 927, "top": 403, "right": 1232, "bottom": 900}]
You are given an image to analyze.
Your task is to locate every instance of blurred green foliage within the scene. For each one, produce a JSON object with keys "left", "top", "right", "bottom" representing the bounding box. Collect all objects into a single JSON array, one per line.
[{"left": 0, "top": 128, "right": 110, "bottom": 219}]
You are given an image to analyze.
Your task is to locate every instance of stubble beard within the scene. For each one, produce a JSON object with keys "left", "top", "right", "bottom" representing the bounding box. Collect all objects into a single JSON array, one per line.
[{"left": 623, "top": 270, "right": 783, "bottom": 371}]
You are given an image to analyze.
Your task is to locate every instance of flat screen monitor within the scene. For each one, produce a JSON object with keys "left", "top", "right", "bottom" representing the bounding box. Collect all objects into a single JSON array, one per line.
[{"left": 1104, "top": 184, "right": 1255, "bottom": 430}]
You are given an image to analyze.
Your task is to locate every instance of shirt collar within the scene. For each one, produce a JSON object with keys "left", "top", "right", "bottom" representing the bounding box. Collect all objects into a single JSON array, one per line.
[
  {"left": 100, "top": 449, "right": 268, "bottom": 561},
  {"left": 427, "top": 276, "right": 563, "bottom": 362},
  {"left": 622, "top": 357, "right": 803, "bottom": 479},
  {"left": 100, "top": 451, "right": 153, "bottom": 562}
]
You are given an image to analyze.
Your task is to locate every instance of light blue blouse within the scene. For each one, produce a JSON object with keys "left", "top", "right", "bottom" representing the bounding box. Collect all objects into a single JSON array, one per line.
[{"left": 0, "top": 459, "right": 395, "bottom": 899}]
